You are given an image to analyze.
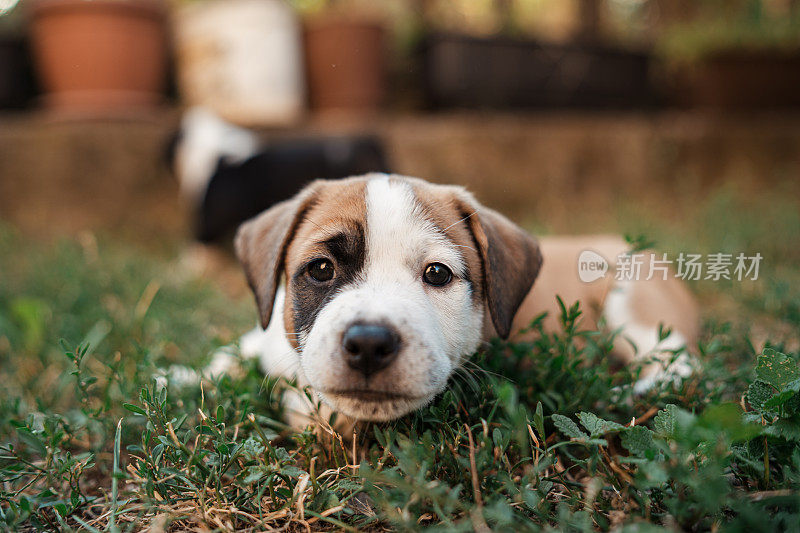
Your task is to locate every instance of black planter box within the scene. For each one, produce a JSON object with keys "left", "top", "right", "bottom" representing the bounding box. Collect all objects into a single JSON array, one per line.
[
  {"left": 421, "top": 33, "right": 654, "bottom": 110},
  {"left": 677, "top": 51, "right": 800, "bottom": 109}
]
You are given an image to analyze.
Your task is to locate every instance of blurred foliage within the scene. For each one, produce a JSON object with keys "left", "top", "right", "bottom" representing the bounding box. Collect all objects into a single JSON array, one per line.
[{"left": 658, "top": 0, "right": 800, "bottom": 62}]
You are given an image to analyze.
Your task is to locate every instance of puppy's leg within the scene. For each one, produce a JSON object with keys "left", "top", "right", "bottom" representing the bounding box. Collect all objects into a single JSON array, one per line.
[
  {"left": 239, "top": 287, "right": 299, "bottom": 375},
  {"left": 205, "top": 286, "right": 301, "bottom": 380},
  {"left": 603, "top": 280, "right": 697, "bottom": 393}
]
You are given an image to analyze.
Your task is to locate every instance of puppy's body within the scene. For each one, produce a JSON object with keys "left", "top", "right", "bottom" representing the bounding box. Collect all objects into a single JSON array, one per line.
[
  {"left": 235, "top": 174, "right": 698, "bottom": 427},
  {"left": 517, "top": 236, "right": 699, "bottom": 353},
  {"left": 515, "top": 236, "right": 699, "bottom": 392}
]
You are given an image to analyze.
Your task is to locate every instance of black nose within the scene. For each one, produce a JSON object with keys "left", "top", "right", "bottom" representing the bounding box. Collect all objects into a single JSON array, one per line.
[{"left": 342, "top": 323, "right": 400, "bottom": 377}]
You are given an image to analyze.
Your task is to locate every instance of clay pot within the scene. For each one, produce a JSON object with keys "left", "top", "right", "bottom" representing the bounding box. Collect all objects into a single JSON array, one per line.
[
  {"left": 304, "top": 17, "right": 385, "bottom": 112},
  {"left": 29, "top": 0, "right": 168, "bottom": 113}
]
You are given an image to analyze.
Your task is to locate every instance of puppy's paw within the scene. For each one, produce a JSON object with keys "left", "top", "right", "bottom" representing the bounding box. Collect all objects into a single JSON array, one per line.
[
  {"left": 154, "top": 364, "right": 202, "bottom": 390},
  {"left": 633, "top": 352, "right": 697, "bottom": 395},
  {"left": 205, "top": 346, "right": 240, "bottom": 380},
  {"left": 240, "top": 326, "right": 273, "bottom": 359},
  {"left": 153, "top": 345, "right": 243, "bottom": 390}
]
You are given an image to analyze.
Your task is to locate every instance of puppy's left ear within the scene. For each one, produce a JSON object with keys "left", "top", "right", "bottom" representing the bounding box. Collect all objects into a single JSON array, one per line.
[{"left": 464, "top": 202, "right": 543, "bottom": 339}]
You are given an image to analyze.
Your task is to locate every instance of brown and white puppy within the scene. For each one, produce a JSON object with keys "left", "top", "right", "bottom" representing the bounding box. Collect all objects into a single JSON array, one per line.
[{"left": 234, "top": 173, "right": 698, "bottom": 426}]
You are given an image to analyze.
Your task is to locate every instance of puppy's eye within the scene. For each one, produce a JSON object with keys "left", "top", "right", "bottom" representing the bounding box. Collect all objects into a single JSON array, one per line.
[
  {"left": 423, "top": 263, "right": 452, "bottom": 286},
  {"left": 307, "top": 259, "right": 334, "bottom": 282}
]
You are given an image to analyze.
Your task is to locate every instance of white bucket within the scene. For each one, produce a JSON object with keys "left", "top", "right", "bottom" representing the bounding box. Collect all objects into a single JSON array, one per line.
[{"left": 173, "top": 0, "right": 305, "bottom": 126}]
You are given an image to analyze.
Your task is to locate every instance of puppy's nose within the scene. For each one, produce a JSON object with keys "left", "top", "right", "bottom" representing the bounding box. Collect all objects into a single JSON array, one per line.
[{"left": 342, "top": 323, "right": 400, "bottom": 377}]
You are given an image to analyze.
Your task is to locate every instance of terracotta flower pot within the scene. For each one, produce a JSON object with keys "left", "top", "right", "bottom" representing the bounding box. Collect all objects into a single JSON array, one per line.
[
  {"left": 304, "top": 17, "right": 385, "bottom": 113},
  {"left": 29, "top": 0, "right": 168, "bottom": 113}
]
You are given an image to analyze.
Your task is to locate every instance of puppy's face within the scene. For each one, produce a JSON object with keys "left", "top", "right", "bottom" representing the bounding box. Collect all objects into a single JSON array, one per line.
[{"left": 236, "top": 175, "right": 541, "bottom": 421}]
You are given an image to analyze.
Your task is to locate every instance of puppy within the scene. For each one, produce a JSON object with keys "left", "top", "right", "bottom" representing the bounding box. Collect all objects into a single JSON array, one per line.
[{"left": 234, "top": 173, "right": 698, "bottom": 428}]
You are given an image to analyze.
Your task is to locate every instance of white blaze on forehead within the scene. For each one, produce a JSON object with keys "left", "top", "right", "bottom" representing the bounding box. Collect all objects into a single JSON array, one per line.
[{"left": 364, "top": 176, "right": 466, "bottom": 279}]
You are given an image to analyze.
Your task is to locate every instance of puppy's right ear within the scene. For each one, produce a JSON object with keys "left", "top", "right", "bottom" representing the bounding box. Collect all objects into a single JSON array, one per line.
[{"left": 235, "top": 184, "right": 320, "bottom": 329}]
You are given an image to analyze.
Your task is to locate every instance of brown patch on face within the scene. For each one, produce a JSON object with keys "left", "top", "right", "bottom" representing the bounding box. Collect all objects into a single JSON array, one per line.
[
  {"left": 408, "top": 180, "right": 486, "bottom": 307},
  {"left": 408, "top": 177, "right": 542, "bottom": 339},
  {"left": 282, "top": 177, "right": 369, "bottom": 348}
]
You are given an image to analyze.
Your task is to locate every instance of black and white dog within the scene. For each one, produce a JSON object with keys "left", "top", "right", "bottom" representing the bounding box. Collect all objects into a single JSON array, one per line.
[{"left": 169, "top": 108, "right": 389, "bottom": 242}]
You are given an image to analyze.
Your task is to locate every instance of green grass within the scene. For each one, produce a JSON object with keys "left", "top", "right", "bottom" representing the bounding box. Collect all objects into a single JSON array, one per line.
[{"left": 0, "top": 201, "right": 799, "bottom": 532}]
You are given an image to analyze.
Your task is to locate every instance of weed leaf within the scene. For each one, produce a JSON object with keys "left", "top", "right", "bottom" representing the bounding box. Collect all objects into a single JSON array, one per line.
[
  {"left": 755, "top": 350, "right": 800, "bottom": 389},
  {"left": 652, "top": 404, "right": 679, "bottom": 438},
  {"left": 747, "top": 380, "right": 777, "bottom": 413},
  {"left": 552, "top": 414, "right": 588, "bottom": 440},
  {"left": 578, "top": 412, "right": 625, "bottom": 437},
  {"left": 620, "top": 426, "right": 656, "bottom": 457}
]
